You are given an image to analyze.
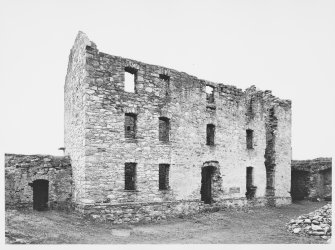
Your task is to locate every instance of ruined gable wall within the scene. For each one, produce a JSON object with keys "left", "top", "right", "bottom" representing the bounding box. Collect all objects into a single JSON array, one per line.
[
  {"left": 5, "top": 154, "right": 72, "bottom": 209},
  {"left": 79, "top": 38, "right": 291, "bottom": 205},
  {"left": 64, "top": 32, "right": 92, "bottom": 201}
]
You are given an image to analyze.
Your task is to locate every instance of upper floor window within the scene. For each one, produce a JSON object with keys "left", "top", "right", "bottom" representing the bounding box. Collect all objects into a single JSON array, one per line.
[
  {"left": 206, "top": 124, "right": 215, "bottom": 146},
  {"left": 124, "top": 67, "right": 137, "bottom": 93},
  {"left": 159, "top": 74, "right": 170, "bottom": 96},
  {"left": 246, "top": 129, "right": 254, "bottom": 149},
  {"left": 125, "top": 113, "right": 137, "bottom": 139},
  {"left": 159, "top": 117, "right": 170, "bottom": 142},
  {"left": 206, "top": 85, "right": 214, "bottom": 103}
]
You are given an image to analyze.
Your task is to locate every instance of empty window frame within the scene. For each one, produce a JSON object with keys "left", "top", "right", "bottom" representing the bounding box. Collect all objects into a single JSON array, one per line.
[
  {"left": 125, "top": 163, "right": 137, "bottom": 190},
  {"left": 159, "top": 117, "right": 170, "bottom": 142},
  {"left": 125, "top": 113, "right": 137, "bottom": 139},
  {"left": 159, "top": 74, "right": 170, "bottom": 96},
  {"left": 159, "top": 164, "right": 170, "bottom": 190},
  {"left": 205, "top": 85, "right": 214, "bottom": 103},
  {"left": 247, "top": 98, "right": 253, "bottom": 117},
  {"left": 246, "top": 129, "right": 254, "bottom": 149},
  {"left": 124, "top": 67, "right": 137, "bottom": 93},
  {"left": 206, "top": 124, "right": 215, "bottom": 146}
]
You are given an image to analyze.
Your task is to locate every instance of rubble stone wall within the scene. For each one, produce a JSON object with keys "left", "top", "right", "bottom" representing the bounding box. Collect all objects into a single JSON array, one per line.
[
  {"left": 5, "top": 154, "right": 72, "bottom": 209},
  {"left": 75, "top": 197, "right": 269, "bottom": 224},
  {"left": 64, "top": 32, "right": 91, "bottom": 202},
  {"left": 64, "top": 32, "right": 292, "bottom": 219},
  {"left": 291, "top": 158, "right": 332, "bottom": 200}
]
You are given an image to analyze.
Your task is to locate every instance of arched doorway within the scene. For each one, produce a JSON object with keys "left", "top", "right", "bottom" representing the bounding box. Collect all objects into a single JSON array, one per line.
[
  {"left": 201, "top": 165, "right": 215, "bottom": 204},
  {"left": 32, "top": 179, "right": 49, "bottom": 211}
]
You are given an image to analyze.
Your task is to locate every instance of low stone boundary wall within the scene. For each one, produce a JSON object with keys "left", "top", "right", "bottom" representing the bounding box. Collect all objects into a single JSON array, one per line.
[{"left": 74, "top": 196, "right": 291, "bottom": 224}]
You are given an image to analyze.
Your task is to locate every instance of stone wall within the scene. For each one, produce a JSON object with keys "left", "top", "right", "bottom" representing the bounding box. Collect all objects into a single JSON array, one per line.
[
  {"left": 64, "top": 32, "right": 91, "bottom": 202},
  {"left": 5, "top": 154, "right": 72, "bottom": 210},
  {"left": 75, "top": 197, "right": 269, "bottom": 224},
  {"left": 291, "top": 158, "right": 332, "bottom": 200},
  {"left": 64, "top": 31, "right": 292, "bottom": 221}
]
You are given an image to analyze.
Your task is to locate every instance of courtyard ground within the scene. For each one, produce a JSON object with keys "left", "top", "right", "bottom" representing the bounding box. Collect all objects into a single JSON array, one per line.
[{"left": 5, "top": 200, "right": 330, "bottom": 244}]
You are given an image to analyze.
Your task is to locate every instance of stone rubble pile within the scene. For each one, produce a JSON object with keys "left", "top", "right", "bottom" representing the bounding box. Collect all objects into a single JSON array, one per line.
[{"left": 287, "top": 203, "right": 332, "bottom": 240}]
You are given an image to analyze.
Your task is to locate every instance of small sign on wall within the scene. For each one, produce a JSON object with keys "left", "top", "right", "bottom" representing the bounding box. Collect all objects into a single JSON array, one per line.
[{"left": 229, "top": 187, "right": 240, "bottom": 194}]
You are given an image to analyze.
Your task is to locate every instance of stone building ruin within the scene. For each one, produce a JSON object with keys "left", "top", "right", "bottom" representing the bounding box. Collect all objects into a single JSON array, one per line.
[
  {"left": 291, "top": 158, "right": 332, "bottom": 201},
  {"left": 5, "top": 31, "right": 293, "bottom": 223}
]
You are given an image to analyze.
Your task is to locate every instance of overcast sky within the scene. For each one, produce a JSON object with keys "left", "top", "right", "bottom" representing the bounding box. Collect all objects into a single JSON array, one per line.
[{"left": 1, "top": 0, "right": 334, "bottom": 160}]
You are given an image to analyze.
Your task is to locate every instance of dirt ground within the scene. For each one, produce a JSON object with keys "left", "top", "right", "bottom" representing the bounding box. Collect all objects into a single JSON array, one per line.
[{"left": 5, "top": 200, "right": 331, "bottom": 244}]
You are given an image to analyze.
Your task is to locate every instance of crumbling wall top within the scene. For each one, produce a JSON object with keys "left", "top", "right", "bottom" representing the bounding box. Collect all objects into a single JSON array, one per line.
[
  {"left": 5, "top": 154, "right": 71, "bottom": 169},
  {"left": 292, "top": 158, "right": 332, "bottom": 172}
]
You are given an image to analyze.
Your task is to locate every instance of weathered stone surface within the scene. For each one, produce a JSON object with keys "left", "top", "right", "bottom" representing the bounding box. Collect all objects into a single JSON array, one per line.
[
  {"left": 61, "top": 31, "right": 293, "bottom": 222},
  {"left": 291, "top": 158, "right": 332, "bottom": 201},
  {"left": 64, "top": 31, "right": 292, "bottom": 208},
  {"left": 5, "top": 154, "right": 72, "bottom": 210}
]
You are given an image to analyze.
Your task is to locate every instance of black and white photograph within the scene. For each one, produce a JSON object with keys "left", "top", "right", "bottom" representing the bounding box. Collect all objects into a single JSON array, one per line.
[{"left": 1, "top": 0, "right": 334, "bottom": 245}]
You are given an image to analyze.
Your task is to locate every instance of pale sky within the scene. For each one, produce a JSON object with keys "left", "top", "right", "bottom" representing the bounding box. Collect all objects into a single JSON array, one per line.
[{"left": 1, "top": 0, "right": 334, "bottom": 160}]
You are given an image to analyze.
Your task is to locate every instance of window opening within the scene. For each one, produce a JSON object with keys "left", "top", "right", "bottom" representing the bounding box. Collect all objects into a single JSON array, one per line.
[
  {"left": 206, "top": 124, "right": 215, "bottom": 146},
  {"left": 246, "top": 129, "right": 254, "bottom": 149},
  {"left": 125, "top": 113, "right": 137, "bottom": 139},
  {"left": 206, "top": 85, "right": 214, "bottom": 103},
  {"left": 159, "top": 164, "right": 170, "bottom": 190},
  {"left": 124, "top": 67, "right": 137, "bottom": 93},
  {"left": 159, "top": 117, "right": 170, "bottom": 142},
  {"left": 125, "top": 163, "right": 136, "bottom": 190}
]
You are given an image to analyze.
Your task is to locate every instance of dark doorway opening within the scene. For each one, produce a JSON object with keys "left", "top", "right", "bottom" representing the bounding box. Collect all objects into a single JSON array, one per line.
[
  {"left": 32, "top": 179, "right": 49, "bottom": 211},
  {"left": 246, "top": 167, "right": 256, "bottom": 199},
  {"left": 201, "top": 166, "right": 215, "bottom": 204},
  {"left": 291, "top": 170, "right": 309, "bottom": 201}
]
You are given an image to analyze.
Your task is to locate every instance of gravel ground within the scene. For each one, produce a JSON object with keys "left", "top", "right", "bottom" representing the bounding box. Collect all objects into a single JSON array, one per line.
[{"left": 5, "top": 200, "right": 330, "bottom": 244}]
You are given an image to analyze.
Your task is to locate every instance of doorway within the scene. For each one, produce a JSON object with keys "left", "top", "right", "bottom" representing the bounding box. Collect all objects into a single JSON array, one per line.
[
  {"left": 201, "top": 166, "right": 214, "bottom": 204},
  {"left": 32, "top": 179, "right": 49, "bottom": 211}
]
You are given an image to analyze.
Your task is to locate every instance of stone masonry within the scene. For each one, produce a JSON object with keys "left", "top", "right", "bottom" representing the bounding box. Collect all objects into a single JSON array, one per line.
[
  {"left": 63, "top": 31, "right": 292, "bottom": 223},
  {"left": 5, "top": 154, "right": 72, "bottom": 210},
  {"left": 291, "top": 158, "right": 332, "bottom": 201}
]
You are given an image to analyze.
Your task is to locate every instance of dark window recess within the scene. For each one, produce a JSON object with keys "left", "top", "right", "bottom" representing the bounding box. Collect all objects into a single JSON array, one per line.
[
  {"left": 206, "top": 85, "right": 214, "bottom": 103},
  {"left": 246, "top": 129, "right": 253, "bottom": 149},
  {"left": 159, "top": 74, "right": 170, "bottom": 96},
  {"left": 125, "top": 113, "right": 137, "bottom": 139},
  {"left": 247, "top": 98, "right": 254, "bottom": 117},
  {"left": 206, "top": 124, "right": 215, "bottom": 146},
  {"left": 159, "top": 117, "right": 170, "bottom": 142},
  {"left": 124, "top": 67, "right": 137, "bottom": 93},
  {"left": 125, "top": 163, "right": 136, "bottom": 190},
  {"left": 159, "top": 164, "right": 170, "bottom": 190}
]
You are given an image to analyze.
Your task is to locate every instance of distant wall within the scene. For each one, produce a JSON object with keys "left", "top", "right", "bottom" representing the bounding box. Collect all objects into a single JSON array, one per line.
[
  {"left": 291, "top": 158, "right": 332, "bottom": 200},
  {"left": 5, "top": 154, "right": 72, "bottom": 210}
]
